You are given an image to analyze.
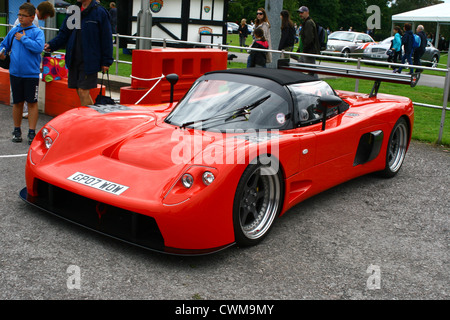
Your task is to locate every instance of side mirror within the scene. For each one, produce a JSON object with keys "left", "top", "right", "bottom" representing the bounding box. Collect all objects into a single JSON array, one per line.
[
  {"left": 319, "top": 95, "right": 342, "bottom": 130},
  {"left": 166, "top": 73, "right": 179, "bottom": 104}
]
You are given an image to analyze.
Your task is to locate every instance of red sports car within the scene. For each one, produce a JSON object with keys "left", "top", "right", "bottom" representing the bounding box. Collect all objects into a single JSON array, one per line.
[{"left": 21, "top": 67, "right": 414, "bottom": 255}]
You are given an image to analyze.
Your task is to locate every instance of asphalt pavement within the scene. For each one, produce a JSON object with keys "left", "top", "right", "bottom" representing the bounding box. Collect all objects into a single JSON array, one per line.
[{"left": 0, "top": 102, "right": 448, "bottom": 301}]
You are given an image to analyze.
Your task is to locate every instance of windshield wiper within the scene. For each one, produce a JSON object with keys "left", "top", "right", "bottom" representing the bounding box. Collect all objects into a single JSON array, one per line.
[
  {"left": 224, "top": 95, "right": 271, "bottom": 122},
  {"left": 179, "top": 95, "right": 271, "bottom": 129}
]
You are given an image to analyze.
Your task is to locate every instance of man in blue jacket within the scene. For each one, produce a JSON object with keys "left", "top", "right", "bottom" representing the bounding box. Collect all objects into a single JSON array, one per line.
[
  {"left": 413, "top": 25, "right": 428, "bottom": 73},
  {"left": 44, "top": 0, "right": 113, "bottom": 106},
  {"left": 0, "top": 3, "right": 45, "bottom": 144},
  {"left": 396, "top": 23, "right": 414, "bottom": 74}
]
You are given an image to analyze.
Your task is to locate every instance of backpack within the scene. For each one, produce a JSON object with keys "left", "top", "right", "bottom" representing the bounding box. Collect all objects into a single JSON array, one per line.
[
  {"left": 412, "top": 34, "right": 421, "bottom": 49},
  {"left": 316, "top": 24, "right": 328, "bottom": 51}
]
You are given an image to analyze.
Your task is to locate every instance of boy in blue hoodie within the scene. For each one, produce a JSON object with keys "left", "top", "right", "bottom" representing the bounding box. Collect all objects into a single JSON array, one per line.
[{"left": 0, "top": 3, "right": 45, "bottom": 144}]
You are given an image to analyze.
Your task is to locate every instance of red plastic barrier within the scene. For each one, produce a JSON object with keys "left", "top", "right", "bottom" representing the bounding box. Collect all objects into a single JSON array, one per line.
[
  {"left": 0, "top": 68, "right": 10, "bottom": 106},
  {"left": 120, "top": 48, "right": 227, "bottom": 105},
  {"left": 45, "top": 79, "right": 99, "bottom": 116}
]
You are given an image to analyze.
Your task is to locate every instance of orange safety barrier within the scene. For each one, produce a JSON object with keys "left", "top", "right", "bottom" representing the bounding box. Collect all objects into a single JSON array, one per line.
[
  {"left": 45, "top": 79, "right": 99, "bottom": 116},
  {"left": 120, "top": 48, "right": 227, "bottom": 105},
  {"left": 0, "top": 68, "right": 10, "bottom": 106}
]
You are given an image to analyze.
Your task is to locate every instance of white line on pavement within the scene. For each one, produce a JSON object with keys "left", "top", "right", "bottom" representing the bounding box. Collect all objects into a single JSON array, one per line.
[{"left": 0, "top": 154, "right": 28, "bottom": 158}]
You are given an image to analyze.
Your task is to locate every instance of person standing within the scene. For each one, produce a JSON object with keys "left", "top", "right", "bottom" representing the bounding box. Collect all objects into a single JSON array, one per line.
[
  {"left": 44, "top": 0, "right": 113, "bottom": 106},
  {"left": 391, "top": 26, "right": 402, "bottom": 72},
  {"left": 413, "top": 25, "right": 427, "bottom": 73},
  {"left": 252, "top": 8, "right": 272, "bottom": 65},
  {"left": 13, "top": 1, "right": 55, "bottom": 119},
  {"left": 109, "top": 2, "right": 117, "bottom": 34},
  {"left": 238, "top": 19, "right": 249, "bottom": 52},
  {"left": 278, "top": 10, "right": 296, "bottom": 58},
  {"left": 295, "top": 6, "right": 320, "bottom": 76},
  {"left": 249, "top": 28, "right": 269, "bottom": 68},
  {"left": 0, "top": 3, "right": 45, "bottom": 144},
  {"left": 396, "top": 23, "right": 414, "bottom": 74}
]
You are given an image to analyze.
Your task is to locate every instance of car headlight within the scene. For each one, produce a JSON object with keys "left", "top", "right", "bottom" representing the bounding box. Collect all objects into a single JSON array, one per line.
[
  {"left": 41, "top": 127, "right": 49, "bottom": 138},
  {"left": 44, "top": 136, "right": 53, "bottom": 149},
  {"left": 202, "top": 171, "right": 215, "bottom": 185},
  {"left": 181, "top": 173, "right": 194, "bottom": 188},
  {"left": 29, "top": 125, "right": 59, "bottom": 165},
  {"left": 163, "top": 166, "right": 219, "bottom": 205}
]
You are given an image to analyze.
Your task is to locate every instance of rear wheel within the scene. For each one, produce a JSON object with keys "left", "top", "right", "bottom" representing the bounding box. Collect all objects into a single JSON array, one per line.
[
  {"left": 379, "top": 117, "right": 409, "bottom": 178},
  {"left": 233, "top": 161, "right": 283, "bottom": 247}
]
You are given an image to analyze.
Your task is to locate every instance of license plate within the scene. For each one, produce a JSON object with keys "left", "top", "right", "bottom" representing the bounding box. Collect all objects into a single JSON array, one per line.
[{"left": 67, "top": 172, "right": 129, "bottom": 195}]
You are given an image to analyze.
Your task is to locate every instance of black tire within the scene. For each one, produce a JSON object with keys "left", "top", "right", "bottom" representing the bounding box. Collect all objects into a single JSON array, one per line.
[
  {"left": 232, "top": 160, "right": 283, "bottom": 247},
  {"left": 379, "top": 117, "right": 409, "bottom": 178},
  {"left": 342, "top": 48, "right": 350, "bottom": 58},
  {"left": 431, "top": 55, "right": 439, "bottom": 68}
]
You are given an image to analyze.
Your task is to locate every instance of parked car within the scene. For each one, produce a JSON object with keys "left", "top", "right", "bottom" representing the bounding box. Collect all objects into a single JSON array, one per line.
[
  {"left": 21, "top": 68, "right": 414, "bottom": 255},
  {"left": 363, "top": 36, "right": 440, "bottom": 67},
  {"left": 324, "top": 31, "right": 376, "bottom": 58},
  {"left": 227, "top": 22, "right": 239, "bottom": 34}
]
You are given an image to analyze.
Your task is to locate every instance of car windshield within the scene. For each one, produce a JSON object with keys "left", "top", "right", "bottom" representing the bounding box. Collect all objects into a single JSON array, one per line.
[
  {"left": 329, "top": 32, "right": 355, "bottom": 42},
  {"left": 165, "top": 78, "right": 291, "bottom": 131}
]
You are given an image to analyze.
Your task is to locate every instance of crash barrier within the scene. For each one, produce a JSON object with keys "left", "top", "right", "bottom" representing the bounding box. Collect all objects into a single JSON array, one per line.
[
  {"left": 120, "top": 48, "right": 227, "bottom": 105},
  {"left": 0, "top": 66, "right": 99, "bottom": 116},
  {"left": 45, "top": 79, "right": 100, "bottom": 117},
  {"left": 0, "top": 68, "right": 10, "bottom": 106},
  {"left": 0, "top": 23, "right": 448, "bottom": 143}
]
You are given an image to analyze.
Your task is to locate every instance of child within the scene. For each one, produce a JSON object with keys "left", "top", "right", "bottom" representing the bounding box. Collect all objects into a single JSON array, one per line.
[
  {"left": 249, "top": 28, "right": 269, "bottom": 68},
  {"left": 0, "top": 3, "right": 45, "bottom": 144}
]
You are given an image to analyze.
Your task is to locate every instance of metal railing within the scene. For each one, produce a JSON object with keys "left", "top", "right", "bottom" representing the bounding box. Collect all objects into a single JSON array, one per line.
[{"left": 1, "top": 23, "right": 448, "bottom": 144}]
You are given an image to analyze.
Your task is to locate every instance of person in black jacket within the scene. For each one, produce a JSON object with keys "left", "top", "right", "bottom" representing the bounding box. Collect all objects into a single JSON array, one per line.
[
  {"left": 44, "top": 0, "right": 113, "bottom": 106},
  {"left": 238, "top": 19, "right": 249, "bottom": 52},
  {"left": 396, "top": 23, "right": 414, "bottom": 74},
  {"left": 249, "top": 28, "right": 269, "bottom": 68},
  {"left": 278, "top": 10, "right": 296, "bottom": 58},
  {"left": 413, "top": 25, "right": 427, "bottom": 73}
]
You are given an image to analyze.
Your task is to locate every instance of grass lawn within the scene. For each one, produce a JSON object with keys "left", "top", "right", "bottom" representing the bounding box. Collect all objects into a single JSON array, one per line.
[{"left": 324, "top": 78, "right": 449, "bottom": 146}]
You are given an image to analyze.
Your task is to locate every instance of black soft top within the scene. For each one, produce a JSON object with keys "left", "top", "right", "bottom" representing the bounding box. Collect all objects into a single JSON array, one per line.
[{"left": 205, "top": 68, "right": 318, "bottom": 86}]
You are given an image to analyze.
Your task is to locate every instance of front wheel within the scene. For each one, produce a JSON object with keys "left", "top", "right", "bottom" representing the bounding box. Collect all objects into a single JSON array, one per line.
[
  {"left": 379, "top": 117, "right": 409, "bottom": 178},
  {"left": 431, "top": 55, "right": 439, "bottom": 68},
  {"left": 233, "top": 162, "right": 283, "bottom": 247},
  {"left": 341, "top": 48, "right": 350, "bottom": 57}
]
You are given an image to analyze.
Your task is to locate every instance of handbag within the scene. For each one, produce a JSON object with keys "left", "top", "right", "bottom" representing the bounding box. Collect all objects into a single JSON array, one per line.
[
  {"left": 95, "top": 70, "right": 116, "bottom": 105},
  {"left": 42, "top": 53, "right": 68, "bottom": 82},
  {"left": 0, "top": 36, "right": 14, "bottom": 70},
  {"left": 0, "top": 53, "right": 10, "bottom": 69}
]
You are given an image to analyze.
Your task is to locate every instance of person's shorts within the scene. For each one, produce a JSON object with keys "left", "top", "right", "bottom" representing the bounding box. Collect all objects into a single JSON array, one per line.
[
  {"left": 68, "top": 63, "right": 98, "bottom": 90},
  {"left": 10, "top": 75, "right": 39, "bottom": 104}
]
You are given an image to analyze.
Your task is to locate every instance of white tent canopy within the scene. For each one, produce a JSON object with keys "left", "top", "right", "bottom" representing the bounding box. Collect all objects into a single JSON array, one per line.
[{"left": 392, "top": 3, "right": 450, "bottom": 48}]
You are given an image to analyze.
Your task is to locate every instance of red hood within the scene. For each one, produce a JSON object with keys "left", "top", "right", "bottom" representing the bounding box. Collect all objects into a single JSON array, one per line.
[{"left": 105, "top": 123, "right": 219, "bottom": 170}]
